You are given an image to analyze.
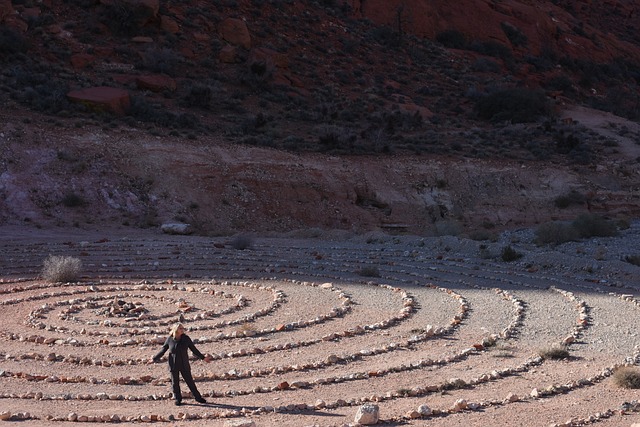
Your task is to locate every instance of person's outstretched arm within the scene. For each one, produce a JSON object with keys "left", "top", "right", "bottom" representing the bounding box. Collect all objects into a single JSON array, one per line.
[
  {"left": 151, "top": 338, "right": 170, "bottom": 363},
  {"left": 186, "top": 335, "right": 206, "bottom": 360}
]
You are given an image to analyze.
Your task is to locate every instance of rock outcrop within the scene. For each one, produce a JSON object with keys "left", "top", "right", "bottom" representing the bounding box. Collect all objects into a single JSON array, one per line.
[{"left": 67, "top": 87, "right": 130, "bottom": 116}]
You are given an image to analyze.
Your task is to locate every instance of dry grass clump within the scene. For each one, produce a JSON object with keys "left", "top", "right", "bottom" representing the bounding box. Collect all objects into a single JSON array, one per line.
[
  {"left": 42, "top": 255, "right": 82, "bottom": 282},
  {"left": 612, "top": 366, "right": 640, "bottom": 389},
  {"left": 538, "top": 345, "right": 570, "bottom": 360}
]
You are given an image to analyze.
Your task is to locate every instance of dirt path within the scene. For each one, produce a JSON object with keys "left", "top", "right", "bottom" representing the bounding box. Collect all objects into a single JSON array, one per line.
[{"left": 561, "top": 105, "right": 640, "bottom": 160}]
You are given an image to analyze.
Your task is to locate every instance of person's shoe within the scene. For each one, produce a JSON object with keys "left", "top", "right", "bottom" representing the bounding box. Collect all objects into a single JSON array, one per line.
[
  {"left": 174, "top": 401, "right": 182, "bottom": 406},
  {"left": 195, "top": 397, "right": 207, "bottom": 404}
]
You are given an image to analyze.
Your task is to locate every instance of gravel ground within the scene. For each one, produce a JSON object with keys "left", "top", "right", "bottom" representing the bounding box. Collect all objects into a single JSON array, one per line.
[{"left": 0, "top": 222, "right": 639, "bottom": 426}]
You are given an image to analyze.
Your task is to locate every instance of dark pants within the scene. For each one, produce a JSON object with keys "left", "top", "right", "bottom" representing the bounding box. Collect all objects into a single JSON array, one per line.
[{"left": 171, "top": 368, "right": 202, "bottom": 402}]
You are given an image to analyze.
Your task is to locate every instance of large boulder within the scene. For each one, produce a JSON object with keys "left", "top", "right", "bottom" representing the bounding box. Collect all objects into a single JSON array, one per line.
[
  {"left": 249, "top": 47, "right": 288, "bottom": 69},
  {"left": 219, "top": 17, "right": 251, "bottom": 49},
  {"left": 70, "top": 53, "right": 96, "bottom": 70},
  {"left": 0, "top": 0, "right": 14, "bottom": 21},
  {"left": 67, "top": 87, "right": 130, "bottom": 115},
  {"left": 219, "top": 45, "right": 241, "bottom": 63},
  {"left": 160, "top": 223, "right": 193, "bottom": 235},
  {"left": 160, "top": 15, "right": 179, "bottom": 34},
  {"left": 136, "top": 75, "right": 177, "bottom": 92}
]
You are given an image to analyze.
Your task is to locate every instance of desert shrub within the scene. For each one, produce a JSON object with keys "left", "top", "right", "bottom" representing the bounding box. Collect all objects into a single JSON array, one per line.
[
  {"left": 469, "top": 230, "right": 498, "bottom": 242},
  {"left": 538, "top": 345, "right": 570, "bottom": 360},
  {"left": 173, "top": 112, "right": 200, "bottom": 129},
  {"left": 128, "top": 95, "right": 162, "bottom": 121},
  {"left": 545, "top": 74, "right": 575, "bottom": 93},
  {"left": 62, "top": 0, "right": 98, "bottom": 7},
  {"left": 534, "top": 221, "right": 580, "bottom": 246},
  {"left": 555, "top": 132, "right": 581, "bottom": 155},
  {"left": 368, "top": 25, "right": 401, "bottom": 47},
  {"left": 612, "top": 367, "right": 640, "bottom": 389},
  {"left": 128, "top": 96, "right": 200, "bottom": 129},
  {"left": 181, "top": 83, "right": 217, "bottom": 109},
  {"left": 500, "top": 245, "right": 523, "bottom": 262},
  {"left": 434, "top": 220, "right": 462, "bottom": 237},
  {"left": 436, "top": 29, "right": 467, "bottom": 49},
  {"left": 470, "top": 58, "right": 501, "bottom": 73},
  {"left": 239, "top": 57, "right": 275, "bottom": 90},
  {"left": 314, "top": 124, "right": 356, "bottom": 151},
  {"left": 27, "top": 12, "right": 56, "bottom": 28},
  {"left": 98, "top": 0, "right": 153, "bottom": 36},
  {"left": 500, "top": 22, "right": 528, "bottom": 47},
  {"left": 357, "top": 265, "right": 381, "bottom": 278},
  {"left": 61, "top": 192, "right": 85, "bottom": 207},
  {"left": 478, "top": 244, "right": 493, "bottom": 259},
  {"left": 230, "top": 234, "right": 254, "bottom": 250},
  {"left": 553, "top": 190, "right": 586, "bottom": 209},
  {"left": 21, "top": 82, "right": 72, "bottom": 114},
  {"left": 624, "top": 255, "right": 640, "bottom": 267},
  {"left": 571, "top": 213, "right": 618, "bottom": 238},
  {"left": 475, "top": 88, "right": 552, "bottom": 123},
  {"left": 468, "top": 40, "right": 513, "bottom": 61},
  {"left": 0, "top": 25, "right": 29, "bottom": 56},
  {"left": 141, "top": 48, "right": 182, "bottom": 76},
  {"left": 42, "top": 255, "right": 83, "bottom": 282}
]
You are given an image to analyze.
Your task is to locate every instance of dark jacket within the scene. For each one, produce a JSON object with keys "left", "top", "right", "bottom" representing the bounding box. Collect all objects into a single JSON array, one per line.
[{"left": 153, "top": 334, "right": 205, "bottom": 372}]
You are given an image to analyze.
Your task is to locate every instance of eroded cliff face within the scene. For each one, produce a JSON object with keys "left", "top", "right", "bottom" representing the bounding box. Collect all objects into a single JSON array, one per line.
[
  {"left": 1, "top": 105, "right": 638, "bottom": 236},
  {"left": 343, "top": 0, "right": 640, "bottom": 62}
]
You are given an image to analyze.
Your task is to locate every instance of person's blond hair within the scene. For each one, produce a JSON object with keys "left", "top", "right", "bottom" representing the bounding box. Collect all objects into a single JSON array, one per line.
[{"left": 170, "top": 323, "right": 185, "bottom": 339}]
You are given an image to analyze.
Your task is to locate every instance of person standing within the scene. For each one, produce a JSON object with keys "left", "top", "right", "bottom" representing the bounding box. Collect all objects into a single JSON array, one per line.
[{"left": 150, "top": 323, "right": 212, "bottom": 405}]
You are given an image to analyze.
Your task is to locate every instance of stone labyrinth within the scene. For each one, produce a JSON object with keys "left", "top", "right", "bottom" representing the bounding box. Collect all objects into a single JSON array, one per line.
[{"left": 0, "top": 226, "right": 639, "bottom": 426}]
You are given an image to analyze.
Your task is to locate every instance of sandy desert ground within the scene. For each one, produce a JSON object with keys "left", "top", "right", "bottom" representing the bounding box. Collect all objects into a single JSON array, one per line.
[{"left": 0, "top": 222, "right": 639, "bottom": 426}]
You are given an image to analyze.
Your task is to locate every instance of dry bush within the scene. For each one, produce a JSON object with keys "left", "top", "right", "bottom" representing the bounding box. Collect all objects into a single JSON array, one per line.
[
  {"left": 434, "top": 220, "right": 462, "bottom": 237},
  {"left": 534, "top": 221, "right": 580, "bottom": 246},
  {"left": 42, "top": 255, "right": 82, "bottom": 282},
  {"left": 613, "top": 367, "right": 640, "bottom": 389},
  {"left": 572, "top": 213, "right": 618, "bottom": 238},
  {"left": 553, "top": 190, "right": 586, "bottom": 209},
  {"left": 500, "top": 245, "right": 523, "bottom": 262},
  {"left": 475, "top": 87, "right": 551, "bottom": 123},
  {"left": 357, "top": 265, "right": 381, "bottom": 278},
  {"left": 538, "top": 345, "right": 570, "bottom": 360},
  {"left": 624, "top": 255, "right": 640, "bottom": 267},
  {"left": 230, "top": 234, "right": 254, "bottom": 250}
]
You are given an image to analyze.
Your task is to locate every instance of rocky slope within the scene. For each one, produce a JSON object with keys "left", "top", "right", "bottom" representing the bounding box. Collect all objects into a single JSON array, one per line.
[
  {"left": 0, "top": 0, "right": 639, "bottom": 235},
  {"left": 1, "top": 103, "right": 638, "bottom": 236}
]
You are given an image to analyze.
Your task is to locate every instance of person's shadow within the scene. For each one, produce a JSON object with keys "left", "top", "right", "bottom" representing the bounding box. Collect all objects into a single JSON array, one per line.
[{"left": 206, "top": 403, "right": 344, "bottom": 418}]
